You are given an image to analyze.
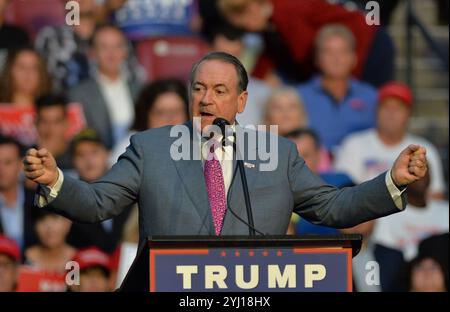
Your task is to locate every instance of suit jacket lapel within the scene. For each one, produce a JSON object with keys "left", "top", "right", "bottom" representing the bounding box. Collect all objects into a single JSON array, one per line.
[{"left": 172, "top": 121, "right": 214, "bottom": 234}]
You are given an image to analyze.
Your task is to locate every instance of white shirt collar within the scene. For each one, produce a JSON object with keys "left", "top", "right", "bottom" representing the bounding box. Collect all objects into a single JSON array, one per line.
[{"left": 197, "top": 122, "right": 236, "bottom": 163}]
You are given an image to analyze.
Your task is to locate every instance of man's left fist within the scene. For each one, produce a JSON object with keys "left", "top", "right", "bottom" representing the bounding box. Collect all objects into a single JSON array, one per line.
[{"left": 391, "top": 144, "right": 427, "bottom": 187}]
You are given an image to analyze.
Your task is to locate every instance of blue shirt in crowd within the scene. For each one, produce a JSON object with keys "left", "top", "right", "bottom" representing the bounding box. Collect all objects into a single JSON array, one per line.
[
  {"left": 0, "top": 185, "right": 24, "bottom": 249},
  {"left": 298, "top": 76, "right": 377, "bottom": 153}
]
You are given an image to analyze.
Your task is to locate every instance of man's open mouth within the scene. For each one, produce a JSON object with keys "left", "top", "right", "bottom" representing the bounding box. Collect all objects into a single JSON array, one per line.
[{"left": 200, "top": 112, "right": 215, "bottom": 117}]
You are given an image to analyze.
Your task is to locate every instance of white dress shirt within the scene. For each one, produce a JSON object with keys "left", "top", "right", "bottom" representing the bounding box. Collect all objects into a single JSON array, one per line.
[
  {"left": 198, "top": 125, "right": 235, "bottom": 195},
  {"left": 97, "top": 72, "right": 134, "bottom": 146}
]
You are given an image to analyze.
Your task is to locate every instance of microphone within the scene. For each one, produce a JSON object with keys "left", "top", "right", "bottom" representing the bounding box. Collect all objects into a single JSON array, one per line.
[
  {"left": 212, "top": 117, "right": 232, "bottom": 147},
  {"left": 212, "top": 117, "right": 229, "bottom": 137},
  {"left": 213, "top": 118, "right": 257, "bottom": 236}
]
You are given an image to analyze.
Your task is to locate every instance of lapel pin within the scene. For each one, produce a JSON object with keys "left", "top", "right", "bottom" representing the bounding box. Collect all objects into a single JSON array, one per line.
[{"left": 244, "top": 162, "right": 255, "bottom": 169}]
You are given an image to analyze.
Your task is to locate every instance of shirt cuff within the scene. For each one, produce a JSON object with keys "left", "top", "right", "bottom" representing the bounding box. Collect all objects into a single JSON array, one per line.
[
  {"left": 385, "top": 169, "right": 407, "bottom": 210},
  {"left": 37, "top": 168, "right": 64, "bottom": 207}
]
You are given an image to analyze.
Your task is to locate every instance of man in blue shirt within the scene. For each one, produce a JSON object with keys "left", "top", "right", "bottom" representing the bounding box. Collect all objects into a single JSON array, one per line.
[
  {"left": 0, "top": 136, "right": 36, "bottom": 253},
  {"left": 298, "top": 24, "right": 377, "bottom": 153}
]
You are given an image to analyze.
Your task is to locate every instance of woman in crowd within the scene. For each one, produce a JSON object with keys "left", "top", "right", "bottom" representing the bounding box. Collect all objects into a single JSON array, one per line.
[
  {"left": 25, "top": 209, "right": 75, "bottom": 273},
  {"left": 263, "top": 87, "right": 308, "bottom": 136},
  {"left": 0, "top": 47, "right": 51, "bottom": 107},
  {"left": 264, "top": 87, "right": 332, "bottom": 171},
  {"left": 109, "top": 78, "right": 189, "bottom": 164}
]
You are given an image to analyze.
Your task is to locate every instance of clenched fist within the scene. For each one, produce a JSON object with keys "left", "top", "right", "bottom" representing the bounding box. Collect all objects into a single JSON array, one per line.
[
  {"left": 23, "top": 148, "right": 59, "bottom": 186},
  {"left": 391, "top": 144, "right": 427, "bottom": 187}
]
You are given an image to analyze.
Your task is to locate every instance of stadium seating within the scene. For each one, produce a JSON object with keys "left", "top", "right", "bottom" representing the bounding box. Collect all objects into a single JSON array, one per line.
[
  {"left": 4, "top": 0, "right": 66, "bottom": 38},
  {"left": 136, "top": 36, "right": 210, "bottom": 82}
]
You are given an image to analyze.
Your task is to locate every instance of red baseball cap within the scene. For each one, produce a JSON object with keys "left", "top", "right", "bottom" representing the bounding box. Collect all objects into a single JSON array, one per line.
[
  {"left": 378, "top": 81, "right": 413, "bottom": 107},
  {"left": 0, "top": 235, "right": 20, "bottom": 262},
  {"left": 73, "top": 247, "right": 111, "bottom": 272}
]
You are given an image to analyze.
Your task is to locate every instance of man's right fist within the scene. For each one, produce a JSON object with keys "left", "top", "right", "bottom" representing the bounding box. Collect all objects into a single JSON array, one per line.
[{"left": 23, "top": 148, "right": 59, "bottom": 186}]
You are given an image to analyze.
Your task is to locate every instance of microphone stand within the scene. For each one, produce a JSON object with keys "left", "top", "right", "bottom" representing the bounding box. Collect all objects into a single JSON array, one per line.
[
  {"left": 214, "top": 117, "right": 256, "bottom": 236},
  {"left": 237, "top": 158, "right": 256, "bottom": 236}
]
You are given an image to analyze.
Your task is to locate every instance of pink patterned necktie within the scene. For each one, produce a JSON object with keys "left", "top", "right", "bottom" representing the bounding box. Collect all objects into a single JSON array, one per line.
[{"left": 204, "top": 147, "right": 227, "bottom": 235}]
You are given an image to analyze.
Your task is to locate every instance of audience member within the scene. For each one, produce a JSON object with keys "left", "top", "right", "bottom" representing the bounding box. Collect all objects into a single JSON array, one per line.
[
  {"left": 69, "top": 247, "right": 111, "bottom": 292},
  {"left": 418, "top": 232, "right": 449, "bottom": 270},
  {"left": 0, "top": 235, "right": 20, "bottom": 292},
  {"left": 298, "top": 24, "right": 377, "bottom": 152},
  {"left": 68, "top": 24, "right": 141, "bottom": 150},
  {"left": 0, "top": 47, "right": 51, "bottom": 107},
  {"left": 36, "top": 0, "right": 144, "bottom": 91},
  {"left": 35, "top": 93, "right": 73, "bottom": 171},
  {"left": 0, "top": 48, "right": 53, "bottom": 147},
  {"left": 0, "top": 136, "right": 36, "bottom": 251},
  {"left": 335, "top": 81, "right": 446, "bottom": 199},
  {"left": 407, "top": 254, "right": 448, "bottom": 292},
  {"left": 25, "top": 209, "right": 75, "bottom": 273},
  {"left": 67, "top": 128, "right": 131, "bottom": 254},
  {"left": 110, "top": 79, "right": 189, "bottom": 164},
  {"left": 34, "top": 0, "right": 98, "bottom": 91},
  {"left": 263, "top": 87, "right": 308, "bottom": 136},
  {"left": 218, "top": 0, "right": 395, "bottom": 86},
  {"left": 372, "top": 170, "right": 449, "bottom": 261}
]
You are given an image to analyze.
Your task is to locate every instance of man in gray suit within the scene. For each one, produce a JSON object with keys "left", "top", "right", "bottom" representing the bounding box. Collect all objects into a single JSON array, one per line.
[
  {"left": 23, "top": 52, "right": 428, "bottom": 242},
  {"left": 68, "top": 24, "right": 141, "bottom": 149}
]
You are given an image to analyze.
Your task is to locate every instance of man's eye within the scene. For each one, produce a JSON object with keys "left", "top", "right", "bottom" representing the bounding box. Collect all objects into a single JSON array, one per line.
[{"left": 216, "top": 90, "right": 225, "bottom": 94}]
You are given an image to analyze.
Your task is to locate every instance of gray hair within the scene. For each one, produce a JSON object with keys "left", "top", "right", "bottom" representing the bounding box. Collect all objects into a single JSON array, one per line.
[
  {"left": 314, "top": 24, "right": 356, "bottom": 52},
  {"left": 189, "top": 51, "right": 249, "bottom": 93}
]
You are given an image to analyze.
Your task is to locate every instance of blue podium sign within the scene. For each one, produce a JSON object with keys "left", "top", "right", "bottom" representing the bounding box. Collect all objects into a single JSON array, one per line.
[{"left": 149, "top": 247, "right": 352, "bottom": 292}]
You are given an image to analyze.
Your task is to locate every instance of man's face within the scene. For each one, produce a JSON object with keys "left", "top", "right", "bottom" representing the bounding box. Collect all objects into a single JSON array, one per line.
[
  {"left": 377, "top": 98, "right": 411, "bottom": 137},
  {"left": 73, "top": 141, "right": 109, "bottom": 182},
  {"left": 93, "top": 28, "right": 127, "bottom": 77},
  {"left": 0, "top": 254, "right": 17, "bottom": 292},
  {"left": 293, "top": 135, "right": 320, "bottom": 173},
  {"left": 0, "top": 144, "right": 21, "bottom": 191},
  {"left": 191, "top": 59, "right": 247, "bottom": 131},
  {"left": 317, "top": 35, "right": 356, "bottom": 79},
  {"left": 36, "top": 106, "right": 67, "bottom": 151}
]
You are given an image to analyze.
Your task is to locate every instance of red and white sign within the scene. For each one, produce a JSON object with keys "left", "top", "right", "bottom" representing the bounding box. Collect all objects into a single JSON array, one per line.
[{"left": 0, "top": 103, "right": 86, "bottom": 147}]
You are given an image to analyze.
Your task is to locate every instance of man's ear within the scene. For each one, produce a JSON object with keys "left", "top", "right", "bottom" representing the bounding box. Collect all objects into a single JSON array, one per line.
[{"left": 237, "top": 90, "right": 248, "bottom": 114}]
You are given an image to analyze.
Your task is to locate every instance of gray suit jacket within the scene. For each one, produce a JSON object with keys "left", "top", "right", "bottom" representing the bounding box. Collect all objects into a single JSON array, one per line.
[
  {"left": 41, "top": 121, "right": 405, "bottom": 242},
  {"left": 68, "top": 77, "right": 141, "bottom": 149}
]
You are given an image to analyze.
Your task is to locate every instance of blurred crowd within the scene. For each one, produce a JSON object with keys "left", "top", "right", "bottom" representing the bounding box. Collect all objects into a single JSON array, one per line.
[{"left": 0, "top": 0, "right": 448, "bottom": 292}]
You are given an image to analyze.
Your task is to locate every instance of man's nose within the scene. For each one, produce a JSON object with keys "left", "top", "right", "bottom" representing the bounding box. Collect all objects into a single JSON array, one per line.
[{"left": 201, "top": 89, "right": 214, "bottom": 105}]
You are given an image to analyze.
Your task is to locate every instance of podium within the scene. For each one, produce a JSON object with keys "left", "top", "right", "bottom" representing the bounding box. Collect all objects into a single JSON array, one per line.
[{"left": 118, "top": 235, "right": 362, "bottom": 292}]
